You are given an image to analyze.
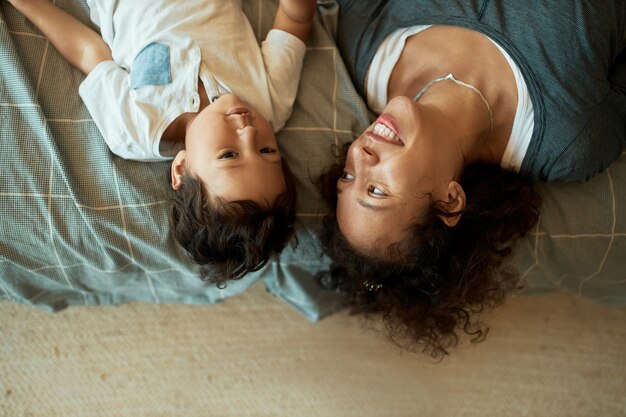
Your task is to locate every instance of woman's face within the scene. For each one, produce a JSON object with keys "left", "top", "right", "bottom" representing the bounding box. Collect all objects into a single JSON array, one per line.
[{"left": 336, "top": 96, "right": 457, "bottom": 255}]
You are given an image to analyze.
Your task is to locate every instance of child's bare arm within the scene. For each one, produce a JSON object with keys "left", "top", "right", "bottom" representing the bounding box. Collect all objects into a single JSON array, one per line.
[
  {"left": 272, "top": 0, "right": 317, "bottom": 42},
  {"left": 7, "top": 0, "right": 112, "bottom": 74}
]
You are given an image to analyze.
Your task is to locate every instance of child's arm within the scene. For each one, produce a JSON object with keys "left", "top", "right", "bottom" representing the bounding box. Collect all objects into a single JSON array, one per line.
[
  {"left": 272, "top": 0, "right": 317, "bottom": 42},
  {"left": 7, "top": 0, "right": 112, "bottom": 74}
]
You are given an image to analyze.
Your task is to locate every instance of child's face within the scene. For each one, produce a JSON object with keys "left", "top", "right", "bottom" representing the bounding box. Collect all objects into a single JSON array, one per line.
[{"left": 171, "top": 94, "right": 286, "bottom": 206}]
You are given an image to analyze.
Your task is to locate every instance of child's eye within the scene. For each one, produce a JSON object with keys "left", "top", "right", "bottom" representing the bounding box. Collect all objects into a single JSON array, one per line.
[
  {"left": 218, "top": 151, "right": 238, "bottom": 159},
  {"left": 368, "top": 185, "right": 387, "bottom": 197},
  {"left": 340, "top": 171, "right": 355, "bottom": 181},
  {"left": 259, "top": 147, "right": 277, "bottom": 154}
]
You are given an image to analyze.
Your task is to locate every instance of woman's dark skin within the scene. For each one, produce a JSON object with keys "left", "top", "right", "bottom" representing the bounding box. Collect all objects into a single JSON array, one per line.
[{"left": 338, "top": 25, "right": 519, "bottom": 255}]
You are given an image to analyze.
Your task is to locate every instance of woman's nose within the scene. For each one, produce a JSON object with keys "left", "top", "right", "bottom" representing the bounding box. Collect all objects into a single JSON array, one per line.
[{"left": 355, "top": 145, "right": 379, "bottom": 165}]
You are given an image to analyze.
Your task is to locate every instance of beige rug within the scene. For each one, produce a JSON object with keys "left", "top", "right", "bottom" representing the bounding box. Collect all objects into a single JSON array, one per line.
[{"left": 1, "top": 283, "right": 625, "bottom": 417}]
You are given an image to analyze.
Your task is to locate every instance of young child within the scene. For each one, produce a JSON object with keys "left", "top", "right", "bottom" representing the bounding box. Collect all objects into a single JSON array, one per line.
[{"left": 8, "top": 0, "right": 316, "bottom": 284}]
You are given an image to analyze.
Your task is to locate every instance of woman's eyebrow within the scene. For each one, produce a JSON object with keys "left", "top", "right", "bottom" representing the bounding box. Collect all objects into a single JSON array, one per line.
[
  {"left": 337, "top": 188, "right": 390, "bottom": 210},
  {"left": 357, "top": 199, "right": 390, "bottom": 211}
]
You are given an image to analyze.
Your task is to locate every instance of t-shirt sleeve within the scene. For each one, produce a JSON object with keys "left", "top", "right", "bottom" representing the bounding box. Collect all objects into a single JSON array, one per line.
[
  {"left": 260, "top": 29, "right": 307, "bottom": 132},
  {"left": 78, "top": 60, "right": 171, "bottom": 161}
]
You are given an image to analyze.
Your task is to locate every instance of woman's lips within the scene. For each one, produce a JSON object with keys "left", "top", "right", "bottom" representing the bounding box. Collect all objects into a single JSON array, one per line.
[
  {"left": 365, "top": 131, "right": 404, "bottom": 146},
  {"left": 368, "top": 113, "right": 404, "bottom": 146},
  {"left": 375, "top": 114, "right": 401, "bottom": 138}
]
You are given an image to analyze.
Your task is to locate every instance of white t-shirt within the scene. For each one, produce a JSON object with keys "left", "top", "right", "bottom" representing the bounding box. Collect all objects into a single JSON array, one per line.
[
  {"left": 79, "top": 0, "right": 306, "bottom": 161},
  {"left": 366, "top": 26, "right": 534, "bottom": 172}
]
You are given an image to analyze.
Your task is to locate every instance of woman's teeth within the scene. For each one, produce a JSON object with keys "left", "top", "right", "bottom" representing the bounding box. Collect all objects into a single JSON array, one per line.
[{"left": 373, "top": 123, "right": 402, "bottom": 143}]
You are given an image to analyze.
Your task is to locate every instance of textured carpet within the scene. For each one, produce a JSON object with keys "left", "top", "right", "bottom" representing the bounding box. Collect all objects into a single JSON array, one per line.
[{"left": 1, "top": 284, "right": 625, "bottom": 417}]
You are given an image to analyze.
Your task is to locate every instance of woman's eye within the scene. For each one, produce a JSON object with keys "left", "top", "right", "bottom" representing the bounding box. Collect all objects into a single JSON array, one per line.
[
  {"left": 259, "top": 147, "right": 277, "bottom": 154},
  {"left": 340, "top": 171, "right": 355, "bottom": 181},
  {"left": 218, "top": 151, "right": 238, "bottom": 159},
  {"left": 368, "top": 185, "right": 386, "bottom": 197}
]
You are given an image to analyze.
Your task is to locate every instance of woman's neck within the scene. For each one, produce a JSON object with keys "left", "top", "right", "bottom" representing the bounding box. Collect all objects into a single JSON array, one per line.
[
  {"left": 387, "top": 25, "right": 518, "bottom": 166},
  {"left": 416, "top": 79, "right": 493, "bottom": 166}
]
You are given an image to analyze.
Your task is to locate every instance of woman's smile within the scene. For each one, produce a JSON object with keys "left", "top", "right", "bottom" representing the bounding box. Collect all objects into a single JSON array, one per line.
[{"left": 372, "top": 113, "right": 404, "bottom": 145}]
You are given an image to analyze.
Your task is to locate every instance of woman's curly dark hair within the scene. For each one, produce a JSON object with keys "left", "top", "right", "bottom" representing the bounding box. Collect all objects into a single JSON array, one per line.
[
  {"left": 168, "top": 158, "right": 297, "bottom": 286},
  {"left": 317, "top": 143, "right": 541, "bottom": 358}
]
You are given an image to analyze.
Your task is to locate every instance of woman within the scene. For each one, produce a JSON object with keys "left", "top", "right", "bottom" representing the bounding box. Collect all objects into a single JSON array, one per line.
[{"left": 318, "top": 0, "right": 626, "bottom": 356}]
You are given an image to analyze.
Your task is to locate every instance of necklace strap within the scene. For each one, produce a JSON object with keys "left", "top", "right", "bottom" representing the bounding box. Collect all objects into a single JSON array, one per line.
[{"left": 413, "top": 73, "right": 494, "bottom": 139}]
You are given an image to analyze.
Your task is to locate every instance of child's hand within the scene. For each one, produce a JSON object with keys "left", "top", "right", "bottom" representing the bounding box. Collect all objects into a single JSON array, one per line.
[
  {"left": 6, "top": 0, "right": 112, "bottom": 74},
  {"left": 273, "top": 0, "right": 316, "bottom": 41},
  {"left": 278, "top": 0, "right": 317, "bottom": 24},
  {"left": 6, "top": 0, "right": 41, "bottom": 8}
]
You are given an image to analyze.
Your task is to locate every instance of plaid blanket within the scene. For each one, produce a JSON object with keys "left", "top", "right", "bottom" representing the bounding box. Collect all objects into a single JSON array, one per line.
[{"left": 0, "top": 0, "right": 624, "bottom": 319}]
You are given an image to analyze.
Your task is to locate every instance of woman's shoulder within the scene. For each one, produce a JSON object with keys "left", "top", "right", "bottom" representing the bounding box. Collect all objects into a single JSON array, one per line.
[{"left": 522, "top": 91, "right": 626, "bottom": 183}]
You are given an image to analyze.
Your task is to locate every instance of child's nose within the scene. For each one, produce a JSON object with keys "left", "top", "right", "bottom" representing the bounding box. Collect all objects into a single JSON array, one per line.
[
  {"left": 232, "top": 113, "right": 252, "bottom": 129},
  {"left": 237, "top": 125, "right": 257, "bottom": 144}
]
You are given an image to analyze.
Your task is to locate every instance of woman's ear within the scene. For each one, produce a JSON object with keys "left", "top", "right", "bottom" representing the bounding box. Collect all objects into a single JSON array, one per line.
[
  {"left": 436, "top": 181, "right": 466, "bottom": 227},
  {"left": 170, "top": 150, "right": 187, "bottom": 190}
]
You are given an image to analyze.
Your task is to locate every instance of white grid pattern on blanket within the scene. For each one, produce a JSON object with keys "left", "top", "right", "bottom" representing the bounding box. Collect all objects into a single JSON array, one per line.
[
  {"left": 1, "top": 0, "right": 624, "bottom": 313},
  {"left": 520, "top": 158, "right": 625, "bottom": 294},
  {"left": 0, "top": 0, "right": 363, "bottom": 315}
]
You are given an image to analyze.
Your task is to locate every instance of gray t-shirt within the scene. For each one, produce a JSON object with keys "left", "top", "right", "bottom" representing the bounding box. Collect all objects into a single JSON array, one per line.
[{"left": 335, "top": 0, "right": 626, "bottom": 182}]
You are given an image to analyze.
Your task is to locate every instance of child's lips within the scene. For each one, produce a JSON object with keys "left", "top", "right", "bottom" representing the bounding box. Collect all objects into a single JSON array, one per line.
[{"left": 227, "top": 106, "right": 250, "bottom": 116}]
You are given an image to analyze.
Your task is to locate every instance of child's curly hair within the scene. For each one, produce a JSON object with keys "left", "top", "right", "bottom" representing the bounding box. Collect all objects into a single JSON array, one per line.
[
  {"left": 317, "top": 146, "right": 541, "bottom": 358},
  {"left": 168, "top": 158, "right": 297, "bottom": 286}
]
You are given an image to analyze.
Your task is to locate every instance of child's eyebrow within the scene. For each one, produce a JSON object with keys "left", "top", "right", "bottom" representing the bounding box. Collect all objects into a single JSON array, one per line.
[{"left": 220, "top": 159, "right": 282, "bottom": 169}]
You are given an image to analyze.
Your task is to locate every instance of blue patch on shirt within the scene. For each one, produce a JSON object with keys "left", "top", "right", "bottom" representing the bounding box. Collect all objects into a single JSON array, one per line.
[{"left": 130, "top": 42, "right": 172, "bottom": 90}]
